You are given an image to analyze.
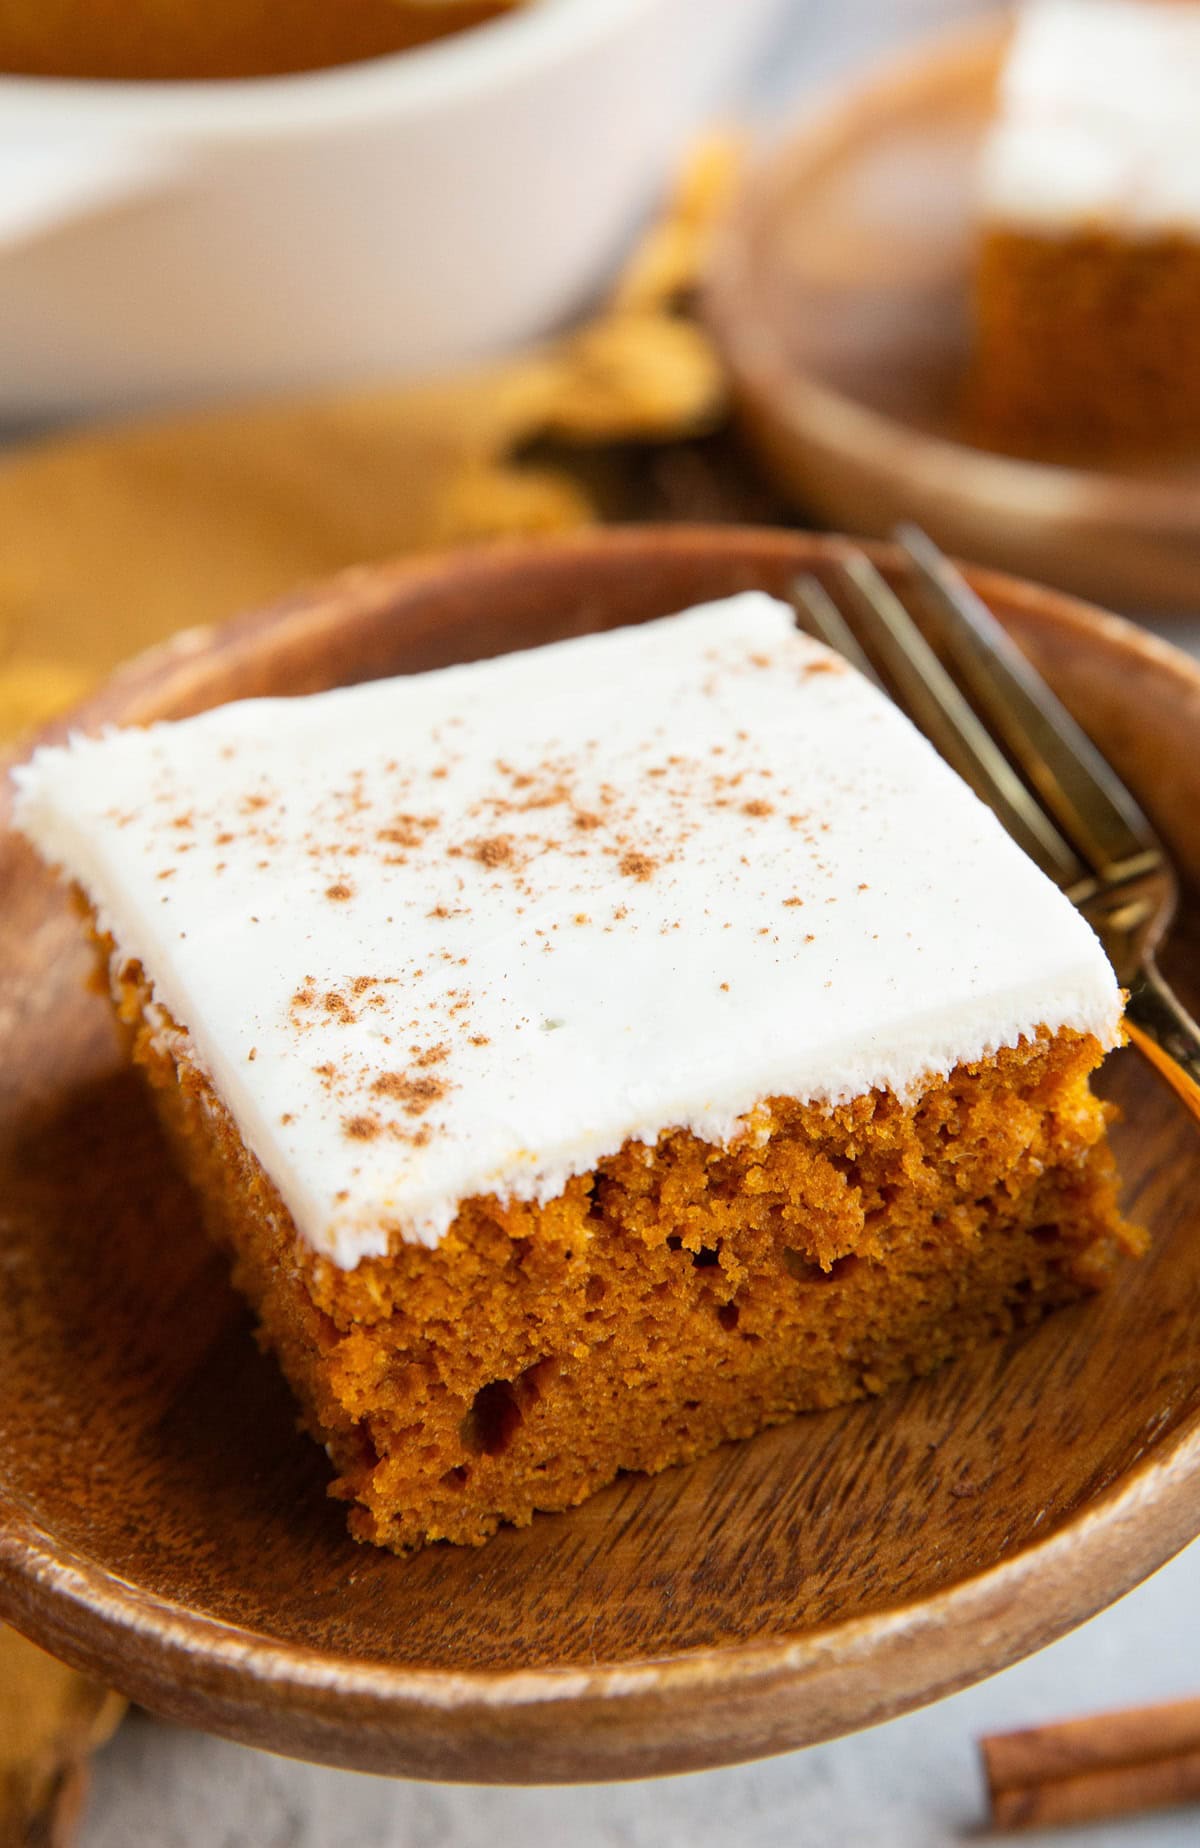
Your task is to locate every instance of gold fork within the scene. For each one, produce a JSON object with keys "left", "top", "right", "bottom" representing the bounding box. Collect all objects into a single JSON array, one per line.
[{"left": 791, "top": 526, "right": 1200, "bottom": 1121}]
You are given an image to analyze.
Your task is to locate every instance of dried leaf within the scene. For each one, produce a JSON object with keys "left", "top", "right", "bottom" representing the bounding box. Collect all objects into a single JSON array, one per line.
[{"left": 0, "top": 1630, "right": 124, "bottom": 1846}]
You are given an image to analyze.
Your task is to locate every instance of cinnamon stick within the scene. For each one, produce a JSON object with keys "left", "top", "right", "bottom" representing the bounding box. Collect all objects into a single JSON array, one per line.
[{"left": 982, "top": 1696, "right": 1200, "bottom": 1831}]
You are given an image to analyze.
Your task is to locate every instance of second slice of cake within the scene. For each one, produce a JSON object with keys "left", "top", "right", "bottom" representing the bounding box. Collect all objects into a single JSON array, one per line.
[
  {"left": 972, "top": 0, "right": 1200, "bottom": 460},
  {"left": 13, "top": 593, "right": 1134, "bottom": 1550}
]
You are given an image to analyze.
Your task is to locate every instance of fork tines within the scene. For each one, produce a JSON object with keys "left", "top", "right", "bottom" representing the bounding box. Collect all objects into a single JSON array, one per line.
[{"left": 789, "top": 532, "right": 1163, "bottom": 907}]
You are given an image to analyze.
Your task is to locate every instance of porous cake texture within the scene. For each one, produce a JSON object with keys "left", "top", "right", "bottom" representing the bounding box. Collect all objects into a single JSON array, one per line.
[
  {"left": 14, "top": 594, "right": 1134, "bottom": 1551},
  {"left": 972, "top": 0, "right": 1200, "bottom": 459}
]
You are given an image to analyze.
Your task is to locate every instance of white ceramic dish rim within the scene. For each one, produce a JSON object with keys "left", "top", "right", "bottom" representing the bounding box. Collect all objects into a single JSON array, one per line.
[{"left": 0, "top": 0, "right": 649, "bottom": 138}]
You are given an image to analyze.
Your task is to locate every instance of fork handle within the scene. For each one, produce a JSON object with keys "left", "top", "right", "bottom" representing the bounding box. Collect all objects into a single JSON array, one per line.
[{"left": 1124, "top": 960, "right": 1200, "bottom": 1124}]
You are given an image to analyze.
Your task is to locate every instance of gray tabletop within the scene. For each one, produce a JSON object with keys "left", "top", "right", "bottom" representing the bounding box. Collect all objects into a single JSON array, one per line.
[
  {"left": 80, "top": 3, "right": 1200, "bottom": 1841},
  {"left": 85, "top": 1546, "right": 1200, "bottom": 1847}
]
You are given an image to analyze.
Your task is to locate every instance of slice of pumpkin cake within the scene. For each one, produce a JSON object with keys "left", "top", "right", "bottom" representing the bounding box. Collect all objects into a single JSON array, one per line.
[
  {"left": 13, "top": 592, "right": 1132, "bottom": 1550},
  {"left": 973, "top": 0, "right": 1200, "bottom": 459}
]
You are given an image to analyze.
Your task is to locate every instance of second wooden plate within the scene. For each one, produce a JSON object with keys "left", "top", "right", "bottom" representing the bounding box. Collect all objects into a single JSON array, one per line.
[{"left": 705, "top": 23, "right": 1200, "bottom": 613}]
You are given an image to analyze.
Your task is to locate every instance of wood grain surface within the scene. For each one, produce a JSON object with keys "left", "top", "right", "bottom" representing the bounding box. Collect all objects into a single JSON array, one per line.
[
  {"left": 704, "top": 24, "right": 1200, "bottom": 613},
  {"left": 1, "top": 528, "right": 1200, "bottom": 1784}
]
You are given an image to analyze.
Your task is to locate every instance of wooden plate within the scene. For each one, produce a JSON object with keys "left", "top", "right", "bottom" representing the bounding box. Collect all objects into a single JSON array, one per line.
[
  {"left": 3, "top": 527, "right": 1200, "bottom": 1785},
  {"left": 704, "top": 24, "right": 1200, "bottom": 614}
]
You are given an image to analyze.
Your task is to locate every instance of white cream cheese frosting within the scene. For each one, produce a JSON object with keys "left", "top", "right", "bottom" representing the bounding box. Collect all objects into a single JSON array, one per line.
[
  {"left": 979, "top": 0, "right": 1200, "bottom": 234},
  {"left": 13, "top": 594, "right": 1122, "bottom": 1267}
]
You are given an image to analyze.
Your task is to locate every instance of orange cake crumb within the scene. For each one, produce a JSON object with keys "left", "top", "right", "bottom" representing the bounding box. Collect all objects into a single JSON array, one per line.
[
  {"left": 117, "top": 952, "right": 1135, "bottom": 1552},
  {"left": 971, "top": 229, "right": 1200, "bottom": 461}
]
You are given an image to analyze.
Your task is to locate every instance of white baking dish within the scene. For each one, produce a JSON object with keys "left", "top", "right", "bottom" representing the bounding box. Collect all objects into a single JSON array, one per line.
[{"left": 0, "top": 0, "right": 789, "bottom": 419}]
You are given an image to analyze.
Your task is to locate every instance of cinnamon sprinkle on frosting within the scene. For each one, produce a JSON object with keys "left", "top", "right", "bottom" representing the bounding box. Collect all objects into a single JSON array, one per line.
[{"left": 12, "top": 593, "right": 1123, "bottom": 1266}]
